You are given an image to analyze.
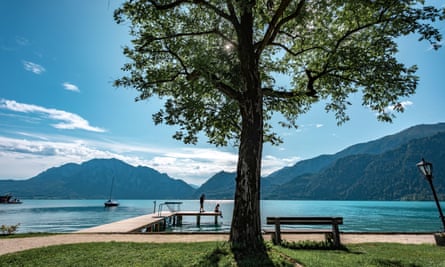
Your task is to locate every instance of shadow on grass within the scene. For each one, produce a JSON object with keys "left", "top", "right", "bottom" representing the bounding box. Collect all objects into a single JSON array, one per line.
[
  {"left": 232, "top": 247, "right": 276, "bottom": 267},
  {"left": 195, "top": 242, "right": 281, "bottom": 267},
  {"left": 195, "top": 244, "right": 230, "bottom": 266}
]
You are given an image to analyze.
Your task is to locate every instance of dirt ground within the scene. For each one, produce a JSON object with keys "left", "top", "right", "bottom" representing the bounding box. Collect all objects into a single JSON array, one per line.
[{"left": 0, "top": 233, "right": 436, "bottom": 256}]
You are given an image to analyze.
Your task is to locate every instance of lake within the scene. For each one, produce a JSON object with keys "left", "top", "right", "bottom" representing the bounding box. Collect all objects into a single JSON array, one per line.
[{"left": 0, "top": 199, "right": 443, "bottom": 233}]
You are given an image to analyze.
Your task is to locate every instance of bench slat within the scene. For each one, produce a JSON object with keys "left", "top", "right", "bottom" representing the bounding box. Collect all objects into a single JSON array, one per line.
[
  {"left": 266, "top": 217, "right": 343, "bottom": 225},
  {"left": 263, "top": 228, "right": 333, "bottom": 233}
]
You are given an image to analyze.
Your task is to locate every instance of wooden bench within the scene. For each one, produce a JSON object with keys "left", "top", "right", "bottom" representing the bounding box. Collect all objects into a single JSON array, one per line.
[{"left": 266, "top": 216, "right": 343, "bottom": 248}]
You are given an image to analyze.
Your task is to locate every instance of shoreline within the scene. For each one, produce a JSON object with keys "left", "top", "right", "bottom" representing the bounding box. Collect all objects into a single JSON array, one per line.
[{"left": 0, "top": 232, "right": 436, "bottom": 256}]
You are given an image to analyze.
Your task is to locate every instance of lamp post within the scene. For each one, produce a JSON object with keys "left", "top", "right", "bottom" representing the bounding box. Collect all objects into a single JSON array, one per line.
[{"left": 417, "top": 158, "right": 445, "bottom": 231}]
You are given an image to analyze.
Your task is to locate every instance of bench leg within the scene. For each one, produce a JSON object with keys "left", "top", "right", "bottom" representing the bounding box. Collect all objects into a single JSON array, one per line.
[
  {"left": 274, "top": 220, "right": 282, "bottom": 245},
  {"left": 332, "top": 223, "right": 341, "bottom": 248}
]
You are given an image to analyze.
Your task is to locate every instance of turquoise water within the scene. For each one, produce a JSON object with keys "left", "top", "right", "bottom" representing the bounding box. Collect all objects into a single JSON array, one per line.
[{"left": 0, "top": 200, "right": 443, "bottom": 233}]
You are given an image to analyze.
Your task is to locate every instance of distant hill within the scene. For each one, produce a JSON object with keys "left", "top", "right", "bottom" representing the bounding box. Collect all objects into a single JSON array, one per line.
[
  {"left": 1, "top": 123, "right": 444, "bottom": 200},
  {"left": 193, "top": 171, "right": 236, "bottom": 199},
  {"left": 0, "top": 158, "right": 195, "bottom": 199},
  {"left": 199, "top": 123, "right": 445, "bottom": 200},
  {"left": 265, "top": 123, "right": 445, "bottom": 185},
  {"left": 265, "top": 132, "right": 445, "bottom": 200},
  {"left": 192, "top": 171, "right": 277, "bottom": 200}
]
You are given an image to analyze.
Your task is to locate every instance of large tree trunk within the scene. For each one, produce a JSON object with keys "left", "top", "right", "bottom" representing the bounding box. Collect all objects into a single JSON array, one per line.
[
  {"left": 229, "top": 92, "right": 265, "bottom": 253},
  {"left": 229, "top": 42, "right": 265, "bottom": 254},
  {"left": 229, "top": 3, "right": 266, "bottom": 255}
]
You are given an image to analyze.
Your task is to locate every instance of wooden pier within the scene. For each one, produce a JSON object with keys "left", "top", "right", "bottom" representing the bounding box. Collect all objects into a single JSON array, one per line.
[
  {"left": 174, "top": 211, "right": 222, "bottom": 226},
  {"left": 77, "top": 211, "right": 173, "bottom": 233},
  {"left": 77, "top": 211, "right": 222, "bottom": 234}
]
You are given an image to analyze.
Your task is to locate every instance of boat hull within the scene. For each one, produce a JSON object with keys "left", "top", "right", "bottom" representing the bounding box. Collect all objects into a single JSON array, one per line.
[
  {"left": 0, "top": 195, "right": 22, "bottom": 204},
  {"left": 104, "top": 200, "right": 119, "bottom": 207}
]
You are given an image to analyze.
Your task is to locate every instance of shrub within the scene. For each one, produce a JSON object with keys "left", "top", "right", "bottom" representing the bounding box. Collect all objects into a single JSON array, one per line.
[
  {"left": 1, "top": 223, "right": 20, "bottom": 235},
  {"left": 280, "top": 239, "right": 346, "bottom": 250}
]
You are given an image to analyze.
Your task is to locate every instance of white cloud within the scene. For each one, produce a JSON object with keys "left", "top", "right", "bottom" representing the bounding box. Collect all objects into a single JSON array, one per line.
[
  {"left": 0, "top": 134, "right": 300, "bottom": 186},
  {"left": 0, "top": 136, "right": 116, "bottom": 179},
  {"left": 0, "top": 99, "right": 106, "bottom": 132},
  {"left": 399, "top": 100, "right": 413, "bottom": 109},
  {"left": 62, "top": 82, "right": 80, "bottom": 92},
  {"left": 145, "top": 148, "right": 238, "bottom": 182},
  {"left": 15, "top": 36, "right": 29, "bottom": 46},
  {"left": 23, "top": 60, "right": 45, "bottom": 74},
  {"left": 316, "top": 124, "right": 324, "bottom": 128},
  {"left": 262, "top": 155, "right": 300, "bottom": 176},
  {"left": 384, "top": 100, "right": 413, "bottom": 114}
]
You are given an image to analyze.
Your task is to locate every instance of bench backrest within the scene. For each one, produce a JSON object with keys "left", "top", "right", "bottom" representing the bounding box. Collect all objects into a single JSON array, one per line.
[{"left": 266, "top": 216, "right": 343, "bottom": 225}]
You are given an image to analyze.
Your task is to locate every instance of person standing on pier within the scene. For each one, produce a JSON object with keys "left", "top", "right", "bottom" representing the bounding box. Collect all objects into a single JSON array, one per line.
[{"left": 199, "top": 194, "right": 205, "bottom": 212}]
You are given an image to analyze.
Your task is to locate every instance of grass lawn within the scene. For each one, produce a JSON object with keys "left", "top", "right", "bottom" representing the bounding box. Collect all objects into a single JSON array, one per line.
[
  {"left": 273, "top": 243, "right": 445, "bottom": 267},
  {"left": 0, "top": 241, "right": 444, "bottom": 267}
]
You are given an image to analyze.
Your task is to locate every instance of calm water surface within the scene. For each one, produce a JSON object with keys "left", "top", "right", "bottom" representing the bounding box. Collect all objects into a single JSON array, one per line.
[{"left": 0, "top": 200, "right": 443, "bottom": 233}]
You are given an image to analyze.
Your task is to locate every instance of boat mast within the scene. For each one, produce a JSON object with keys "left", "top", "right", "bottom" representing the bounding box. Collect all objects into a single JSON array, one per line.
[{"left": 109, "top": 176, "right": 115, "bottom": 200}]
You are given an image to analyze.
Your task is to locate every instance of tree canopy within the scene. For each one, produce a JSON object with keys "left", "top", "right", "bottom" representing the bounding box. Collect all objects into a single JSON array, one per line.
[
  {"left": 114, "top": 0, "right": 444, "bottom": 257},
  {"left": 115, "top": 0, "right": 443, "bottom": 147}
]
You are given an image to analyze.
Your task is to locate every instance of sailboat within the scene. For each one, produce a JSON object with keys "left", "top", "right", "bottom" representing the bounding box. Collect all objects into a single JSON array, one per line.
[{"left": 104, "top": 176, "right": 119, "bottom": 207}]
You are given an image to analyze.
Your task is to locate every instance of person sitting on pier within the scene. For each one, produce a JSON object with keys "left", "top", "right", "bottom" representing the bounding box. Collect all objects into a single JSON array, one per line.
[{"left": 214, "top": 203, "right": 223, "bottom": 218}]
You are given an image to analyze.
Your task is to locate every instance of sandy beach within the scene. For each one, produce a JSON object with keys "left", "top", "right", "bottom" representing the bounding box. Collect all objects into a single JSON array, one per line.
[{"left": 0, "top": 232, "right": 436, "bottom": 256}]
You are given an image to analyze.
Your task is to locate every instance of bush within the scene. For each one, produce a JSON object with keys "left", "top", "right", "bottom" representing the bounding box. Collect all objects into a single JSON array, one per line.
[
  {"left": 1, "top": 223, "right": 20, "bottom": 235},
  {"left": 280, "top": 239, "right": 346, "bottom": 250}
]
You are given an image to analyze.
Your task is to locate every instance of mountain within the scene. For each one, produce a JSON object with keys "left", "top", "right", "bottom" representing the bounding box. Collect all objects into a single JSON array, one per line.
[
  {"left": 0, "top": 158, "right": 195, "bottom": 199},
  {"left": 197, "top": 123, "right": 445, "bottom": 200},
  {"left": 265, "top": 123, "right": 445, "bottom": 185},
  {"left": 265, "top": 132, "right": 445, "bottom": 200},
  {"left": 193, "top": 171, "right": 278, "bottom": 200},
  {"left": 1, "top": 123, "right": 445, "bottom": 200},
  {"left": 194, "top": 171, "right": 236, "bottom": 199}
]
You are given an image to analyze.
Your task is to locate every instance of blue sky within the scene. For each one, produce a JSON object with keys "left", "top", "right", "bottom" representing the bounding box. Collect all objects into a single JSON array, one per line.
[{"left": 1, "top": 1, "right": 444, "bottom": 185}]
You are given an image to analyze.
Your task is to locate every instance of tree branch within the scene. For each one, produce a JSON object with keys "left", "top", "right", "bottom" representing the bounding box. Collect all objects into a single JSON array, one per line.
[
  {"left": 138, "top": 29, "right": 219, "bottom": 50},
  {"left": 167, "top": 47, "right": 190, "bottom": 75},
  {"left": 333, "top": 8, "right": 391, "bottom": 51},
  {"left": 256, "top": 0, "right": 292, "bottom": 54},
  {"left": 262, "top": 87, "right": 314, "bottom": 99},
  {"left": 256, "top": 0, "right": 306, "bottom": 55},
  {"left": 269, "top": 42, "right": 327, "bottom": 57},
  {"left": 225, "top": 0, "right": 240, "bottom": 26},
  {"left": 196, "top": 0, "right": 234, "bottom": 23},
  {"left": 210, "top": 74, "right": 242, "bottom": 101},
  {"left": 147, "top": 0, "right": 187, "bottom": 10},
  {"left": 184, "top": 69, "right": 241, "bottom": 101},
  {"left": 148, "top": 0, "right": 234, "bottom": 23},
  {"left": 137, "top": 28, "right": 237, "bottom": 55}
]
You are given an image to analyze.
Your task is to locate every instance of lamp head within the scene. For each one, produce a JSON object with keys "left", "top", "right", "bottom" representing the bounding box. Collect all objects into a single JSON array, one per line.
[{"left": 417, "top": 158, "right": 433, "bottom": 179}]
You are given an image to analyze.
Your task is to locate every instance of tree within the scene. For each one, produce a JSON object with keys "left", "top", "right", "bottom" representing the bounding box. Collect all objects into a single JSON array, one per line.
[{"left": 114, "top": 0, "right": 443, "bottom": 256}]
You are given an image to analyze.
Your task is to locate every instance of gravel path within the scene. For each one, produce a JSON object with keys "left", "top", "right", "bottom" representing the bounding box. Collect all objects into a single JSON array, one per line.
[{"left": 0, "top": 233, "right": 436, "bottom": 256}]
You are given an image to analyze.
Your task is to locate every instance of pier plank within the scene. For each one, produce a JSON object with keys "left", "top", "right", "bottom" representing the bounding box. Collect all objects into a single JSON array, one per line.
[
  {"left": 77, "top": 212, "right": 173, "bottom": 233},
  {"left": 77, "top": 211, "right": 222, "bottom": 233}
]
